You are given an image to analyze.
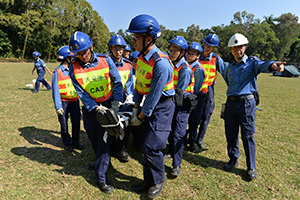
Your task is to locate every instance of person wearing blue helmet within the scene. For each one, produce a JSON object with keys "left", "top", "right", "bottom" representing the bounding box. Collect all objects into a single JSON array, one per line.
[
  {"left": 107, "top": 34, "right": 134, "bottom": 163},
  {"left": 196, "top": 33, "right": 226, "bottom": 149},
  {"left": 165, "top": 36, "right": 194, "bottom": 177},
  {"left": 123, "top": 44, "right": 132, "bottom": 59},
  {"left": 185, "top": 42, "right": 207, "bottom": 153},
  {"left": 68, "top": 31, "right": 123, "bottom": 193},
  {"left": 127, "top": 14, "right": 175, "bottom": 198},
  {"left": 31, "top": 51, "right": 52, "bottom": 93},
  {"left": 51, "top": 46, "right": 83, "bottom": 152}
]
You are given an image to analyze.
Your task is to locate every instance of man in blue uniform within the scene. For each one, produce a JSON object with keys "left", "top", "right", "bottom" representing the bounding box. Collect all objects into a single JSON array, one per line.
[
  {"left": 31, "top": 51, "right": 52, "bottom": 93},
  {"left": 52, "top": 46, "right": 83, "bottom": 152},
  {"left": 127, "top": 14, "right": 175, "bottom": 198},
  {"left": 107, "top": 34, "right": 134, "bottom": 162},
  {"left": 217, "top": 33, "right": 285, "bottom": 180},
  {"left": 197, "top": 34, "right": 226, "bottom": 150},
  {"left": 68, "top": 31, "right": 123, "bottom": 193}
]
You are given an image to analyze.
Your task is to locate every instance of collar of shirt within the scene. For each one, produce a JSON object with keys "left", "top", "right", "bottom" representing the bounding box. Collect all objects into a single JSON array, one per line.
[
  {"left": 175, "top": 57, "right": 186, "bottom": 68},
  {"left": 78, "top": 52, "right": 99, "bottom": 68},
  {"left": 59, "top": 64, "right": 69, "bottom": 72},
  {"left": 111, "top": 56, "right": 124, "bottom": 68},
  {"left": 142, "top": 45, "right": 159, "bottom": 61},
  {"left": 191, "top": 60, "right": 200, "bottom": 68},
  {"left": 233, "top": 54, "right": 248, "bottom": 65},
  {"left": 200, "top": 52, "right": 212, "bottom": 61}
]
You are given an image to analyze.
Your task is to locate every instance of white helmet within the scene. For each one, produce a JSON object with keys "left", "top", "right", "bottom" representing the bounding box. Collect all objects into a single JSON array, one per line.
[{"left": 228, "top": 33, "right": 249, "bottom": 47}]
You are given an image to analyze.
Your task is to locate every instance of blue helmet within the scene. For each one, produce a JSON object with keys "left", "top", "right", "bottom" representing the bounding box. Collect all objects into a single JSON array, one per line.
[
  {"left": 188, "top": 42, "right": 203, "bottom": 53},
  {"left": 124, "top": 44, "right": 132, "bottom": 51},
  {"left": 130, "top": 51, "right": 140, "bottom": 59},
  {"left": 69, "top": 31, "right": 93, "bottom": 53},
  {"left": 204, "top": 34, "right": 219, "bottom": 47},
  {"left": 32, "top": 51, "right": 41, "bottom": 57},
  {"left": 57, "top": 46, "right": 75, "bottom": 60},
  {"left": 108, "top": 34, "right": 127, "bottom": 47},
  {"left": 127, "top": 14, "right": 161, "bottom": 38},
  {"left": 169, "top": 36, "right": 188, "bottom": 50}
]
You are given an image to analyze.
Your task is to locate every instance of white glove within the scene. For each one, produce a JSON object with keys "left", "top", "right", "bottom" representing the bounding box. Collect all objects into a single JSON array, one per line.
[
  {"left": 56, "top": 108, "right": 64, "bottom": 116},
  {"left": 111, "top": 100, "right": 119, "bottom": 113},
  {"left": 95, "top": 105, "right": 108, "bottom": 112},
  {"left": 131, "top": 116, "right": 143, "bottom": 126},
  {"left": 132, "top": 107, "right": 140, "bottom": 118},
  {"left": 124, "top": 94, "right": 134, "bottom": 105}
]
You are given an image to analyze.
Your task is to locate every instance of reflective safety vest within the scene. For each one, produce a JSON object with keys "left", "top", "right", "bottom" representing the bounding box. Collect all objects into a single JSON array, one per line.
[
  {"left": 193, "top": 65, "right": 208, "bottom": 94},
  {"left": 117, "top": 61, "right": 131, "bottom": 93},
  {"left": 199, "top": 56, "right": 217, "bottom": 87},
  {"left": 57, "top": 67, "right": 79, "bottom": 102},
  {"left": 173, "top": 63, "right": 194, "bottom": 94},
  {"left": 73, "top": 57, "right": 112, "bottom": 103},
  {"left": 135, "top": 52, "right": 174, "bottom": 95}
]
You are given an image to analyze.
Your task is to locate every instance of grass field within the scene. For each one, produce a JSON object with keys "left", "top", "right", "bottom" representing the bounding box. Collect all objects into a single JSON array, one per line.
[{"left": 0, "top": 62, "right": 299, "bottom": 199}]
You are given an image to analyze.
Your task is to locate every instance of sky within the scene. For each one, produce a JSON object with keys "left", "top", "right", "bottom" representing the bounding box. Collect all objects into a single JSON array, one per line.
[{"left": 89, "top": 0, "right": 300, "bottom": 33}]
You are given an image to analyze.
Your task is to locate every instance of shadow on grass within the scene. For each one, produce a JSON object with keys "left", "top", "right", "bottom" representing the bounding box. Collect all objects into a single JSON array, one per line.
[
  {"left": 12, "top": 126, "right": 143, "bottom": 193},
  {"left": 181, "top": 149, "right": 251, "bottom": 181}
]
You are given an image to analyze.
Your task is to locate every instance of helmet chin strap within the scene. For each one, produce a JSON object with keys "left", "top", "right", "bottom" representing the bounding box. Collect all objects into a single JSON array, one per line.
[{"left": 173, "top": 50, "right": 185, "bottom": 64}]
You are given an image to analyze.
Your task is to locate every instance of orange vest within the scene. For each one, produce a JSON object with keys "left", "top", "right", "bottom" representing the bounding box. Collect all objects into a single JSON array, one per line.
[
  {"left": 173, "top": 63, "right": 194, "bottom": 94},
  {"left": 193, "top": 65, "right": 208, "bottom": 94},
  {"left": 135, "top": 52, "right": 174, "bottom": 95},
  {"left": 199, "top": 56, "right": 217, "bottom": 86},
  {"left": 117, "top": 61, "right": 131, "bottom": 93},
  {"left": 57, "top": 67, "right": 79, "bottom": 102},
  {"left": 73, "top": 57, "right": 112, "bottom": 103}
]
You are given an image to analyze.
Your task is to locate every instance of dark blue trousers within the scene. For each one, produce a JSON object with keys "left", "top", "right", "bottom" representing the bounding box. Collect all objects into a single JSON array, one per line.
[
  {"left": 197, "top": 84, "right": 215, "bottom": 143},
  {"left": 142, "top": 98, "right": 175, "bottom": 185},
  {"left": 34, "top": 69, "right": 51, "bottom": 91},
  {"left": 224, "top": 97, "right": 256, "bottom": 170},
  {"left": 58, "top": 100, "right": 81, "bottom": 146},
  {"left": 82, "top": 103, "right": 114, "bottom": 184},
  {"left": 187, "top": 94, "right": 205, "bottom": 145},
  {"left": 168, "top": 104, "right": 190, "bottom": 168}
]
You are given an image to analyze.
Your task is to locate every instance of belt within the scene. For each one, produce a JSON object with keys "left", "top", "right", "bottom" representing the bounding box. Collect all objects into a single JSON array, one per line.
[
  {"left": 228, "top": 94, "right": 254, "bottom": 102},
  {"left": 158, "top": 95, "right": 173, "bottom": 103}
]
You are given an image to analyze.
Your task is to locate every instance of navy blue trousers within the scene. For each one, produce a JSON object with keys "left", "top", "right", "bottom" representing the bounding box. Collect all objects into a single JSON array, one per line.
[
  {"left": 224, "top": 97, "right": 256, "bottom": 170},
  {"left": 142, "top": 98, "right": 175, "bottom": 185},
  {"left": 34, "top": 69, "right": 51, "bottom": 91},
  {"left": 168, "top": 104, "right": 190, "bottom": 168},
  {"left": 58, "top": 100, "right": 81, "bottom": 146},
  {"left": 187, "top": 94, "right": 205, "bottom": 145},
  {"left": 82, "top": 102, "right": 114, "bottom": 184},
  {"left": 197, "top": 84, "right": 215, "bottom": 143}
]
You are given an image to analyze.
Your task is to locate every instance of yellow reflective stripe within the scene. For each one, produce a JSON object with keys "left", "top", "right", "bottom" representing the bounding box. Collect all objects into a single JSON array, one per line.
[
  {"left": 118, "top": 70, "right": 130, "bottom": 87},
  {"left": 58, "top": 79, "right": 78, "bottom": 98}
]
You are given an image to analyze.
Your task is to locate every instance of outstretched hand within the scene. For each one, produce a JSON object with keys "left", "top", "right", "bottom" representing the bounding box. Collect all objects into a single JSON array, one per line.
[{"left": 271, "top": 61, "right": 286, "bottom": 72}]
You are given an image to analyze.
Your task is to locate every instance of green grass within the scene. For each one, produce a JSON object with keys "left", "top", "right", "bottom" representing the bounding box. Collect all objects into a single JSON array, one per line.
[{"left": 0, "top": 62, "right": 299, "bottom": 199}]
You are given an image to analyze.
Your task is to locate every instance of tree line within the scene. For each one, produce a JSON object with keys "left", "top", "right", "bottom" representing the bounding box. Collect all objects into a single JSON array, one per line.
[{"left": 1, "top": 1, "right": 300, "bottom": 64}]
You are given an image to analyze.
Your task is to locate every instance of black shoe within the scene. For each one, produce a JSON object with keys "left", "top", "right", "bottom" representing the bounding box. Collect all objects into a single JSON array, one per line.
[
  {"left": 118, "top": 151, "right": 131, "bottom": 162},
  {"left": 224, "top": 160, "right": 238, "bottom": 172},
  {"left": 163, "top": 154, "right": 172, "bottom": 160},
  {"left": 171, "top": 166, "right": 181, "bottom": 177},
  {"left": 32, "top": 90, "right": 38, "bottom": 93},
  {"left": 88, "top": 161, "right": 95, "bottom": 170},
  {"left": 132, "top": 182, "right": 150, "bottom": 194},
  {"left": 72, "top": 143, "right": 84, "bottom": 150},
  {"left": 148, "top": 176, "right": 167, "bottom": 199},
  {"left": 197, "top": 141, "right": 205, "bottom": 149},
  {"left": 190, "top": 144, "right": 199, "bottom": 153},
  {"left": 64, "top": 145, "right": 73, "bottom": 152},
  {"left": 98, "top": 182, "right": 114, "bottom": 193},
  {"left": 247, "top": 169, "right": 257, "bottom": 180}
]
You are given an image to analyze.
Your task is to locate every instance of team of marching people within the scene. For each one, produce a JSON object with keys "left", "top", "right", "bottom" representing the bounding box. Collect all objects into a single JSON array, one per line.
[{"left": 37, "top": 13, "right": 285, "bottom": 199}]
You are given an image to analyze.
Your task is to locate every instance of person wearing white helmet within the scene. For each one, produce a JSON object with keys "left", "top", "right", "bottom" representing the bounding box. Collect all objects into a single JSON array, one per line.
[{"left": 217, "top": 33, "right": 285, "bottom": 180}]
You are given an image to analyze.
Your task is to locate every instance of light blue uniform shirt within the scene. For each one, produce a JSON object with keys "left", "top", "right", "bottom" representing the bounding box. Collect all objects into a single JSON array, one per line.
[
  {"left": 190, "top": 60, "right": 205, "bottom": 95},
  {"left": 69, "top": 52, "right": 123, "bottom": 112},
  {"left": 34, "top": 58, "right": 46, "bottom": 70},
  {"left": 111, "top": 56, "right": 134, "bottom": 97},
  {"left": 133, "top": 45, "right": 175, "bottom": 117},
  {"left": 51, "top": 64, "right": 71, "bottom": 110},
  {"left": 217, "top": 55, "right": 274, "bottom": 96},
  {"left": 174, "top": 58, "right": 193, "bottom": 97}
]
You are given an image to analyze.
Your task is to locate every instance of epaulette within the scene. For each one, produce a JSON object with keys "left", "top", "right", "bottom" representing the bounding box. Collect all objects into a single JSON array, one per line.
[
  {"left": 212, "top": 53, "right": 221, "bottom": 59},
  {"left": 181, "top": 62, "right": 189, "bottom": 69},
  {"left": 53, "top": 66, "right": 60, "bottom": 72},
  {"left": 249, "top": 56, "right": 260, "bottom": 61},
  {"left": 123, "top": 58, "right": 132, "bottom": 64},
  {"left": 95, "top": 53, "right": 108, "bottom": 58},
  {"left": 152, "top": 52, "right": 162, "bottom": 62}
]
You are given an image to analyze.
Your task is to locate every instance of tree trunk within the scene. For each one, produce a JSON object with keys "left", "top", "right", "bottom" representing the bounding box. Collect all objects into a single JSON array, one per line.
[{"left": 21, "top": 0, "right": 32, "bottom": 61}]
